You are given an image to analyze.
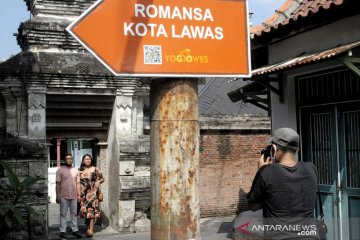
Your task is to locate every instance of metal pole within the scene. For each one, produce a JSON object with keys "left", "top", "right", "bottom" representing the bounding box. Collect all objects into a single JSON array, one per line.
[{"left": 150, "top": 78, "right": 200, "bottom": 240}]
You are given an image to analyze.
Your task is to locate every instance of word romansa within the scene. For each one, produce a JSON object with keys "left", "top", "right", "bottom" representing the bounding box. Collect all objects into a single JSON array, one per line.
[
  {"left": 123, "top": 3, "right": 224, "bottom": 40},
  {"left": 135, "top": 4, "right": 214, "bottom": 21}
]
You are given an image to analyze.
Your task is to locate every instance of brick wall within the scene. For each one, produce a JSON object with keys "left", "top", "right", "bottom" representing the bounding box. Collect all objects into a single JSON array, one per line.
[{"left": 199, "top": 130, "right": 270, "bottom": 217}]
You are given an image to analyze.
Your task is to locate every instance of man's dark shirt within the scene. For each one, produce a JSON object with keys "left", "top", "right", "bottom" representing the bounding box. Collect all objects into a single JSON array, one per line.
[{"left": 247, "top": 161, "right": 318, "bottom": 239}]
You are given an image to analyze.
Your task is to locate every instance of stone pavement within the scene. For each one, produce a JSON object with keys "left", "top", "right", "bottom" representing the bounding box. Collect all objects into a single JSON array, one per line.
[{"left": 48, "top": 203, "right": 235, "bottom": 240}]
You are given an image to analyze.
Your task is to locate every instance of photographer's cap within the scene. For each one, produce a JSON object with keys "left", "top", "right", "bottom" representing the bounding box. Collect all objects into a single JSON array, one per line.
[{"left": 268, "top": 128, "right": 299, "bottom": 151}]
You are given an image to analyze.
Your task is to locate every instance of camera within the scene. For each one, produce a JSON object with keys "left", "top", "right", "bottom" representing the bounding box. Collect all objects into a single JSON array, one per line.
[{"left": 261, "top": 145, "right": 272, "bottom": 159}]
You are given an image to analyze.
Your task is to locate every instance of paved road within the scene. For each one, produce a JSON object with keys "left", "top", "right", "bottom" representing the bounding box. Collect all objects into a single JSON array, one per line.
[{"left": 49, "top": 203, "right": 235, "bottom": 240}]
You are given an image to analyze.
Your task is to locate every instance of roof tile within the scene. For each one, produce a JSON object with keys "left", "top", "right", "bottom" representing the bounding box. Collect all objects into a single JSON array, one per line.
[
  {"left": 252, "top": 40, "right": 360, "bottom": 76},
  {"left": 251, "top": 0, "right": 344, "bottom": 37}
]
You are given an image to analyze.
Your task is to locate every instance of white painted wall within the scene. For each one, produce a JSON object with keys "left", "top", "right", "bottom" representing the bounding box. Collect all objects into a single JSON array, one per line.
[
  {"left": 270, "top": 76, "right": 297, "bottom": 132},
  {"left": 48, "top": 167, "right": 58, "bottom": 203}
]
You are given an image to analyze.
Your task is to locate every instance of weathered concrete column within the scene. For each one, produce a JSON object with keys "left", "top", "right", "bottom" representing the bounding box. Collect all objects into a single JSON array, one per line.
[
  {"left": 150, "top": 78, "right": 200, "bottom": 240},
  {"left": 116, "top": 92, "right": 133, "bottom": 231}
]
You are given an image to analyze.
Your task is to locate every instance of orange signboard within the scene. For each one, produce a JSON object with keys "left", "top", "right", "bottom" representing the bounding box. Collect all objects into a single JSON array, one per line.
[{"left": 67, "top": 0, "right": 251, "bottom": 77}]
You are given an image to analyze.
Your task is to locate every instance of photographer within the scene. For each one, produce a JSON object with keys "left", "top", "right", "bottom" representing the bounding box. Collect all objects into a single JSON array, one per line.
[{"left": 247, "top": 128, "right": 318, "bottom": 239}]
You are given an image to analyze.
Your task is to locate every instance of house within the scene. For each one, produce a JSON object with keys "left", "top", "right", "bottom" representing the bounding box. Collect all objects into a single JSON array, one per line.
[{"left": 229, "top": 1, "right": 360, "bottom": 239}]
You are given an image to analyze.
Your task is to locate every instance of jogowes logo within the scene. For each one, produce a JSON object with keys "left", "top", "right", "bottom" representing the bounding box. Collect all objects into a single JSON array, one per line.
[{"left": 165, "top": 49, "right": 209, "bottom": 64}]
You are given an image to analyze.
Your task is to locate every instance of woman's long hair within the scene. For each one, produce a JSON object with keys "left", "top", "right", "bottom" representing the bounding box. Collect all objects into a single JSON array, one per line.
[{"left": 79, "top": 154, "right": 94, "bottom": 171}]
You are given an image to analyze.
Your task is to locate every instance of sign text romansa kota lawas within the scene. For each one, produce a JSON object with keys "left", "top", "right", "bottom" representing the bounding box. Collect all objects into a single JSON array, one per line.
[
  {"left": 124, "top": 4, "right": 224, "bottom": 40},
  {"left": 67, "top": 0, "right": 251, "bottom": 77}
]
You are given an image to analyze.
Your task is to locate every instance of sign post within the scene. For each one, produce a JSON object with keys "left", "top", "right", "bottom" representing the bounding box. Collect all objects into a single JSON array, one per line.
[
  {"left": 150, "top": 78, "right": 200, "bottom": 239},
  {"left": 67, "top": 0, "right": 250, "bottom": 238}
]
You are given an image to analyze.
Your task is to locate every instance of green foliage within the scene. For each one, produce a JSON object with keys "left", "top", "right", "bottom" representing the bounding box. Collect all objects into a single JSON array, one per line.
[{"left": 0, "top": 160, "right": 44, "bottom": 232}]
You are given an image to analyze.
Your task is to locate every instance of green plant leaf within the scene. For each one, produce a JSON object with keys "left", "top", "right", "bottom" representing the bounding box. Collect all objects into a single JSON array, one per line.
[
  {"left": 0, "top": 206, "right": 8, "bottom": 216},
  {"left": 0, "top": 204, "right": 11, "bottom": 216},
  {"left": 23, "top": 205, "right": 38, "bottom": 216},
  {"left": 19, "top": 191, "right": 39, "bottom": 199},
  {"left": 0, "top": 160, "right": 20, "bottom": 191},
  {"left": 4, "top": 215, "right": 12, "bottom": 228},
  {"left": 0, "top": 203, "right": 11, "bottom": 210},
  {"left": 8, "top": 204, "right": 16, "bottom": 212},
  {"left": 13, "top": 208, "right": 26, "bottom": 226},
  {"left": 21, "top": 176, "right": 42, "bottom": 190}
]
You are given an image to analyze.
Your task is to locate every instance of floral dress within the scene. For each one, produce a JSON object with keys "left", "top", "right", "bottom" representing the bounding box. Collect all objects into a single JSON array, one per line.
[{"left": 79, "top": 167, "right": 104, "bottom": 219}]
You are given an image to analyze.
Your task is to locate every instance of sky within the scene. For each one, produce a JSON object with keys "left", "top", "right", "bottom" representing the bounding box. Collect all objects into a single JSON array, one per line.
[{"left": 0, "top": 0, "right": 284, "bottom": 61}]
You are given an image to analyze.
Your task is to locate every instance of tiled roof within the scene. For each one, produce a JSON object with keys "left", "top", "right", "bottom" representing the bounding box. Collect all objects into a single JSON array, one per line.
[
  {"left": 251, "top": 0, "right": 344, "bottom": 37},
  {"left": 252, "top": 40, "right": 360, "bottom": 76}
]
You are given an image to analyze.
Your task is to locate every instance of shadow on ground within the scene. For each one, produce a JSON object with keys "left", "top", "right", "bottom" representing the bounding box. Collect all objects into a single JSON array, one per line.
[
  {"left": 49, "top": 203, "right": 237, "bottom": 240},
  {"left": 48, "top": 203, "right": 117, "bottom": 239}
]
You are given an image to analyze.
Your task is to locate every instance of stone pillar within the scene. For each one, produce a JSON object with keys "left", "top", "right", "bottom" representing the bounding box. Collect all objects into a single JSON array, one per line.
[
  {"left": 132, "top": 95, "right": 145, "bottom": 136},
  {"left": 97, "top": 141, "right": 110, "bottom": 227},
  {"left": 2, "top": 89, "right": 18, "bottom": 137},
  {"left": 116, "top": 93, "right": 134, "bottom": 231},
  {"left": 119, "top": 200, "right": 136, "bottom": 232},
  {"left": 1, "top": 88, "right": 28, "bottom": 139},
  {"left": 25, "top": 86, "right": 48, "bottom": 240},
  {"left": 8, "top": 88, "right": 28, "bottom": 139},
  {"left": 27, "top": 86, "right": 46, "bottom": 140},
  {"left": 16, "top": 93, "right": 28, "bottom": 138},
  {"left": 116, "top": 95, "right": 133, "bottom": 136}
]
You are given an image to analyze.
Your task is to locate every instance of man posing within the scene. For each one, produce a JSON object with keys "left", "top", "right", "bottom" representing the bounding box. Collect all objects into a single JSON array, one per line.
[
  {"left": 56, "top": 154, "right": 82, "bottom": 239},
  {"left": 247, "top": 128, "right": 318, "bottom": 239}
]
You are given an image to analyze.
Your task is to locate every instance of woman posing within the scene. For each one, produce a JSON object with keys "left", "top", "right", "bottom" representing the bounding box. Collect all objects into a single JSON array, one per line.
[{"left": 78, "top": 154, "right": 104, "bottom": 237}]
